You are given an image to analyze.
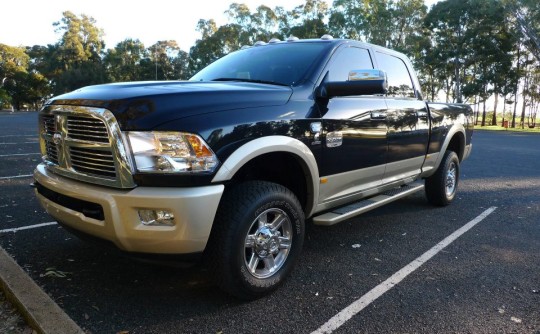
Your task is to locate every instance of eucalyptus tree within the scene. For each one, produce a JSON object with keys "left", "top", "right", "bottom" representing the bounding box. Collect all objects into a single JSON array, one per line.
[
  {"left": 104, "top": 39, "right": 148, "bottom": 82},
  {"left": 282, "top": 0, "right": 329, "bottom": 39},
  {"left": 461, "top": 0, "right": 514, "bottom": 126},
  {"left": 145, "top": 40, "right": 187, "bottom": 80},
  {"left": 508, "top": 0, "right": 540, "bottom": 61},
  {"left": 0, "top": 44, "right": 30, "bottom": 109},
  {"left": 50, "top": 11, "right": 106, "bottom": 94},
  {"left": 328, "top": 0, "right": 426, "bottom": 51},
  {"left": 188, "top": 19, "right": 245, "bottom": 75},
  {"left": 423, "top": 0, "right": 477, "bottom": 103}
]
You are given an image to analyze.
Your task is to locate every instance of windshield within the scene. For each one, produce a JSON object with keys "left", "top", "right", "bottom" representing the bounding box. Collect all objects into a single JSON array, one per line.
[{"left": 190, "top": 42, "right": 331, "bottom": 86}]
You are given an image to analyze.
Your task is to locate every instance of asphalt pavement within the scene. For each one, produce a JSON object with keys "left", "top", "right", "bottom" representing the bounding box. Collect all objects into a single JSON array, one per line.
[{"left": 0, "top": 112, "right": 539, "bottom": 333}]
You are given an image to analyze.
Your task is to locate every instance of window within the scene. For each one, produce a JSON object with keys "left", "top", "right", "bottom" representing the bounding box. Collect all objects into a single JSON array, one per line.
[
  {"left": 326, "top": 47, "right": 373, "bottom": 82},
  {"left": 375, "top": 52, "right": 416, "bottom": 98}
]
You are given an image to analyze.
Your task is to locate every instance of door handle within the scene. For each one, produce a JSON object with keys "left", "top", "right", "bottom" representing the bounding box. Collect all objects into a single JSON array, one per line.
[
  {"left": 371, "top": 111, "right": 387, "bottom": 119},
  {"left": 417, "top": 111, "right": 429, "bottom": 120}
]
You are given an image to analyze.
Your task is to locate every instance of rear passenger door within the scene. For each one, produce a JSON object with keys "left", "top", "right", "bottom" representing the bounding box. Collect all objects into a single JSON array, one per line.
[{"left": 374, "top": 51, "right": 430, "bottom": 184}]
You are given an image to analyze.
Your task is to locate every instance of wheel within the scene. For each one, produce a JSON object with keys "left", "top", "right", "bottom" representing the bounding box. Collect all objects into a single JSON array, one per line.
[
  {"left": 425, "top": 150, "right": 460, "bottom": 206},
  {"left": 207, "top": 181, "right": 305, "bottom": 299}
]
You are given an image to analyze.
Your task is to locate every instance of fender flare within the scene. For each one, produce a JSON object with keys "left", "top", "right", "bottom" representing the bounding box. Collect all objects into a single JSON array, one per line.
[
  {"left": 211, "top": 136, "right": 320, "bottom": 217},
  {"left": 423, "top": 123, "right": 466, "bottom": 178}
]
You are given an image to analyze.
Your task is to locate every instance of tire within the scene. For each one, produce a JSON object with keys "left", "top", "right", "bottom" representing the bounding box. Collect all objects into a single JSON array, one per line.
[
  {"left": 425, "top": 150, "right": 460, "bottom": 206},
  {"left": 207, "top": 181, "right": 305, "bottom": 300}
]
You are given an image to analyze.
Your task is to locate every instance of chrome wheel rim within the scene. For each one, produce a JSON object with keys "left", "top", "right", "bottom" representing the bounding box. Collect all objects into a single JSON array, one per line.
[
  {"left": 445, "top": 162, "right": 457, "bottom": 197},
  {"left": 244, "top": 208, "right": 292, "bottom": 279}
]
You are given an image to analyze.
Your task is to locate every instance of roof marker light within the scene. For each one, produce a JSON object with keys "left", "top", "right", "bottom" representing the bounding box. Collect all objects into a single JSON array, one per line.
[
  {"left": 268, "top": 38, "right": 281, "bottom": 43},
  {"left": 321, "top": 34, "right": 334, "bottom": 40},
  {"left": 254, "top": 41, "right": 267, "bottom": 46},
  {"left": 286, "top": 35, "right": 299, "bottom": 42}
]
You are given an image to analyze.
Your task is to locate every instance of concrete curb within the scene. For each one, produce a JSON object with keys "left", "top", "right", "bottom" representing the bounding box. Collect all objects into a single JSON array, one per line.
[{"left": 0, "top": 245, "right": 84, "bottom": 334}]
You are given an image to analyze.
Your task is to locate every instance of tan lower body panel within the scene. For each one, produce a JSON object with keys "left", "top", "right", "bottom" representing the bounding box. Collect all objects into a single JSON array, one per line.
[{"left": 34, "top": 164, "right": 224, "bottom": 254}]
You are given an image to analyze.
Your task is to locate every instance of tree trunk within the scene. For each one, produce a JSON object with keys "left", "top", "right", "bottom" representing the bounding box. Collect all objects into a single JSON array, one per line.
[
  {"left": 520, "top": 60, "right": 530, "bottom": 129},
  {"left": 502, "top": 96, "right": 507, "bottom": 126},
  {"left": 512, "top": 45, "right": 521, "bottom": 128},
  {"left": 492, "top": 87, "right": 499, "bottom": 126},
  {"left": 481, "top": 99, "right": 487, "bottom": 127},
  {"left": 474, "top": 95, "right": 480, "bottom": 125}
]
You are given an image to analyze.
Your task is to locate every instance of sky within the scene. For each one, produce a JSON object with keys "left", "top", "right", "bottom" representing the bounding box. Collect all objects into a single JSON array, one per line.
[{"left": 2, "top": 0, "right": 440, "bottom": 52}]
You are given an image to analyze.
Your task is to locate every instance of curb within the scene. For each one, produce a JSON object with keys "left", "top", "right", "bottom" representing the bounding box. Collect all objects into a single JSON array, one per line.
[{"left": 0, "top": 245, "right": 84, "bottom": 334}]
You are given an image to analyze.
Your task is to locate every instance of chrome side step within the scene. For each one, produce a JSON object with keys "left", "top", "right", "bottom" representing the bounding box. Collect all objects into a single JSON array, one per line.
[{"left": 312, "top": 182, "right": 425, "bottom": 226}]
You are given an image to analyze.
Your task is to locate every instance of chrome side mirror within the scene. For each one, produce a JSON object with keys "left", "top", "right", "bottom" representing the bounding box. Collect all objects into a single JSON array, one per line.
[
  {"left": 348, "top": 69, "right": 387, "bottom": 85},
  {"left": 318, "top": 69, "right": 388, "bottom": 98}
]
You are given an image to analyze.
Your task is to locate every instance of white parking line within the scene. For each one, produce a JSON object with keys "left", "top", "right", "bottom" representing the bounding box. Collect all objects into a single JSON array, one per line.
[
  {"left": 0, "top": 142, "right": 38, "bottom": 145},
  {"left": 0, "top": 174, "right": 33, "bottom": 180},
  {"left": 0, "top": 135, "right": 37, "bottom": 138},
  {"left": 312, "top": 207, "right": 498, "bottom": 334},
  {"left": 0, "top": 222, "right": 57, "bottom": 233},
  {"left": 0, "top": 153, "right": 40, "bottom": 157}
]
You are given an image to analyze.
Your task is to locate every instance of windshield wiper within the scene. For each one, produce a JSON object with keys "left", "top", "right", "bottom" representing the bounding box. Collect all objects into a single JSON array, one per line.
[{"left": 211, "top": 78, "right": 289, "bottom": 86}]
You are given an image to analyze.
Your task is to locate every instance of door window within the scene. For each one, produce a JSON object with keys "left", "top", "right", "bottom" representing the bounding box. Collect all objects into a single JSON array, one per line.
[
  {"left": 327, "top": 47, "right": 374, "bottom": 82},
  {"left": 375, "top": 52, "right": 416, "bottom": 98}
]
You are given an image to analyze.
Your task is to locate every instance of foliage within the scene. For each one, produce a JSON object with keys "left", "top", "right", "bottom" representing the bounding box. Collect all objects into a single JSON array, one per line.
[{"left": 2, "top": 0, "right": 539, "bottom": 122}]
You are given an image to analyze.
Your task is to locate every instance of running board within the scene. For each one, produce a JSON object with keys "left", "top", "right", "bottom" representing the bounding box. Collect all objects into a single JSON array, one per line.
[{"left": 312, "top": 182, "right": 425, "bottom": 226}]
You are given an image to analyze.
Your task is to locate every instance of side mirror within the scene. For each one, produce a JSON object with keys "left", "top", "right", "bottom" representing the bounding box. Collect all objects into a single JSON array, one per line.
[{"left": 318, "top": 69, "right": 388, "bottom": 98}]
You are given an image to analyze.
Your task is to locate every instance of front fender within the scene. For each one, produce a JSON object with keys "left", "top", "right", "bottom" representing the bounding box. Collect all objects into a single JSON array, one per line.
[{"left": 211, "top": 136, "right": 320, "bottom": 217}]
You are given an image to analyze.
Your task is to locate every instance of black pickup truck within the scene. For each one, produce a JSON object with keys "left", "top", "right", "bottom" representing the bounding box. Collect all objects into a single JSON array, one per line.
[{"left": 34, "top": 36, "right": 473, "bottom": 299}]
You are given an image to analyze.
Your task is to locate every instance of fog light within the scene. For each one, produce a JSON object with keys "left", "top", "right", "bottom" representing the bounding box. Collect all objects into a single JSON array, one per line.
[{"left": 138, "top": 209, "right": 175, "bottom": 226}]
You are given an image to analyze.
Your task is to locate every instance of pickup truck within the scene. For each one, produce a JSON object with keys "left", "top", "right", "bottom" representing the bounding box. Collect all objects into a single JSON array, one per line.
[{"left": 34, "top": 36, "right": 473, "bottom": 299}]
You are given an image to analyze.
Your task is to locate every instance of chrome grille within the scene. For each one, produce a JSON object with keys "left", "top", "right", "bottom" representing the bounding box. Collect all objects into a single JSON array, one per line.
[
  {"left": 42, "top": 114, "right": 56, "bottom": 135},
  {"left": 70, "top": 147, "right": 116, "bottom": 178},
  {"left": 38, "top": 106, "right": 135, "bottom": 188},
  {"left": 42, "top": 114, "right": 59, "bottom": 164},
  {"left": 67, "top": 116, "right": 109, "bottom": 143},
  {"left": 45, "top": 142, "right": 59, "bottom": 164}
]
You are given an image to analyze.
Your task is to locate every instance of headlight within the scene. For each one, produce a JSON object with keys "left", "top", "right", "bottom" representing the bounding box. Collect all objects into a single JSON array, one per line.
[{"left": 126, "top": 131, "right": 219, "bottom": 173}]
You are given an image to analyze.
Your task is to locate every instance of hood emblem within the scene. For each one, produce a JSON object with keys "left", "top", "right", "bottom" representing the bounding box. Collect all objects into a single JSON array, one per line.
[{"left": 53, "top": 132, "right": 62, "bottom": 145}]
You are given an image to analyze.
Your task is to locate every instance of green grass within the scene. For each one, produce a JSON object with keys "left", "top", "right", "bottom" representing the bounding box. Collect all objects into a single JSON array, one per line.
[{"left": 474, "top": 124, "right": 540, "bottom": 133}]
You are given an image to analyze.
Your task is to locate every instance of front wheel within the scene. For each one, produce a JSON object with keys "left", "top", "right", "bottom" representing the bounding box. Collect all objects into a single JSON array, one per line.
[
  {"left": 207, "top": 181, "right": 305, "bottom": 299},
  {"left": 425, "top": 150, "right": 460, "bottom": 206}
]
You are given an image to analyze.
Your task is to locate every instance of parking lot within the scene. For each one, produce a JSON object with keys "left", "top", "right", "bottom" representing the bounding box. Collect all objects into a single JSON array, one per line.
[{"left": 1, "top": 111, "right": 539, "bottom": 333}]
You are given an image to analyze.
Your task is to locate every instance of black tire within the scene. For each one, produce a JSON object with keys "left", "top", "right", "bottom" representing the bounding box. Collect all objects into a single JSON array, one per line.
[
  {"left": 425, "top": 150, "right": 460, "bottom": 206},
  {"left": 206, "top": 181, "right": 305, "bottom": 300}
]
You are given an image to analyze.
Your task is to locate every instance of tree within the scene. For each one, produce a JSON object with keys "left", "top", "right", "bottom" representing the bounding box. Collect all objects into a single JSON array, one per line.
[
  {"left": 329, "top": 0, "right": 426, "bottom": 51},
  {"left": 282, "top": 0, "right": 329, "bottom": 39},
  {"left": 189, "top": 19, "right": 244, "bottom": 75},
  {"left": 144, "top": 40, "right": 188, "bottom": 80},
  {"left": 50, "top": 11, "right": 106, "bottom": 93},
  {"left": 104, "top": 39, "right": 148, "bottom": 82},
  {"left": 507, "top": 0, "right": 540, "bottom": 61},
  {"left": 424, "top": 0, "right": 477, "bottom": 104},
  {"left": 0, "top": 44, "right": 30, "bottom": 110}
]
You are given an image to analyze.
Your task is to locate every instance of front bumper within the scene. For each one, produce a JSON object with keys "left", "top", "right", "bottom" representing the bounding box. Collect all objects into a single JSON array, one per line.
[{"left": 34, "top": 164, "right": 224, "bottom": 254}]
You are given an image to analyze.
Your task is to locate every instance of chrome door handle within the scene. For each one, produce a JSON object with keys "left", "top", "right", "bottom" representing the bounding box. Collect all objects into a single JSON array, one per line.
[
  {"left": 371, "top": 111, "right": 387, "bottom": 119},
  {"left": 417, "top": 111, "right": 429, "bottom": 119}
]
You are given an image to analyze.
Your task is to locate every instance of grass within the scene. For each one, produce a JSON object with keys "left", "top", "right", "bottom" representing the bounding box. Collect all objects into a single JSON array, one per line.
[{"left": 474, "top": 124, "right": 540, "bottom": 133}]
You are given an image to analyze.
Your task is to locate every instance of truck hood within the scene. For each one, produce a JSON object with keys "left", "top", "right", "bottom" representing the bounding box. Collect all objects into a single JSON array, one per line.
[{"left": 47, "top": 81, "right": 293, "bottom": 130}]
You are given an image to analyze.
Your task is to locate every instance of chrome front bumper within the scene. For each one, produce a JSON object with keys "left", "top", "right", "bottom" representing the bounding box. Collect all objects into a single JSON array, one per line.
[{"left": 34, "top": 164, "right": 224, "bottom": 254}]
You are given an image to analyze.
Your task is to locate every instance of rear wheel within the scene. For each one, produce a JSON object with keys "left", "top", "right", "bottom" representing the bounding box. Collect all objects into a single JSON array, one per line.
[
  {"left": 207, "top": 181, "right": 304, "bottom": 299},
  {"left": 425, "top": 150, "right": 460, "bottom": 206}
]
